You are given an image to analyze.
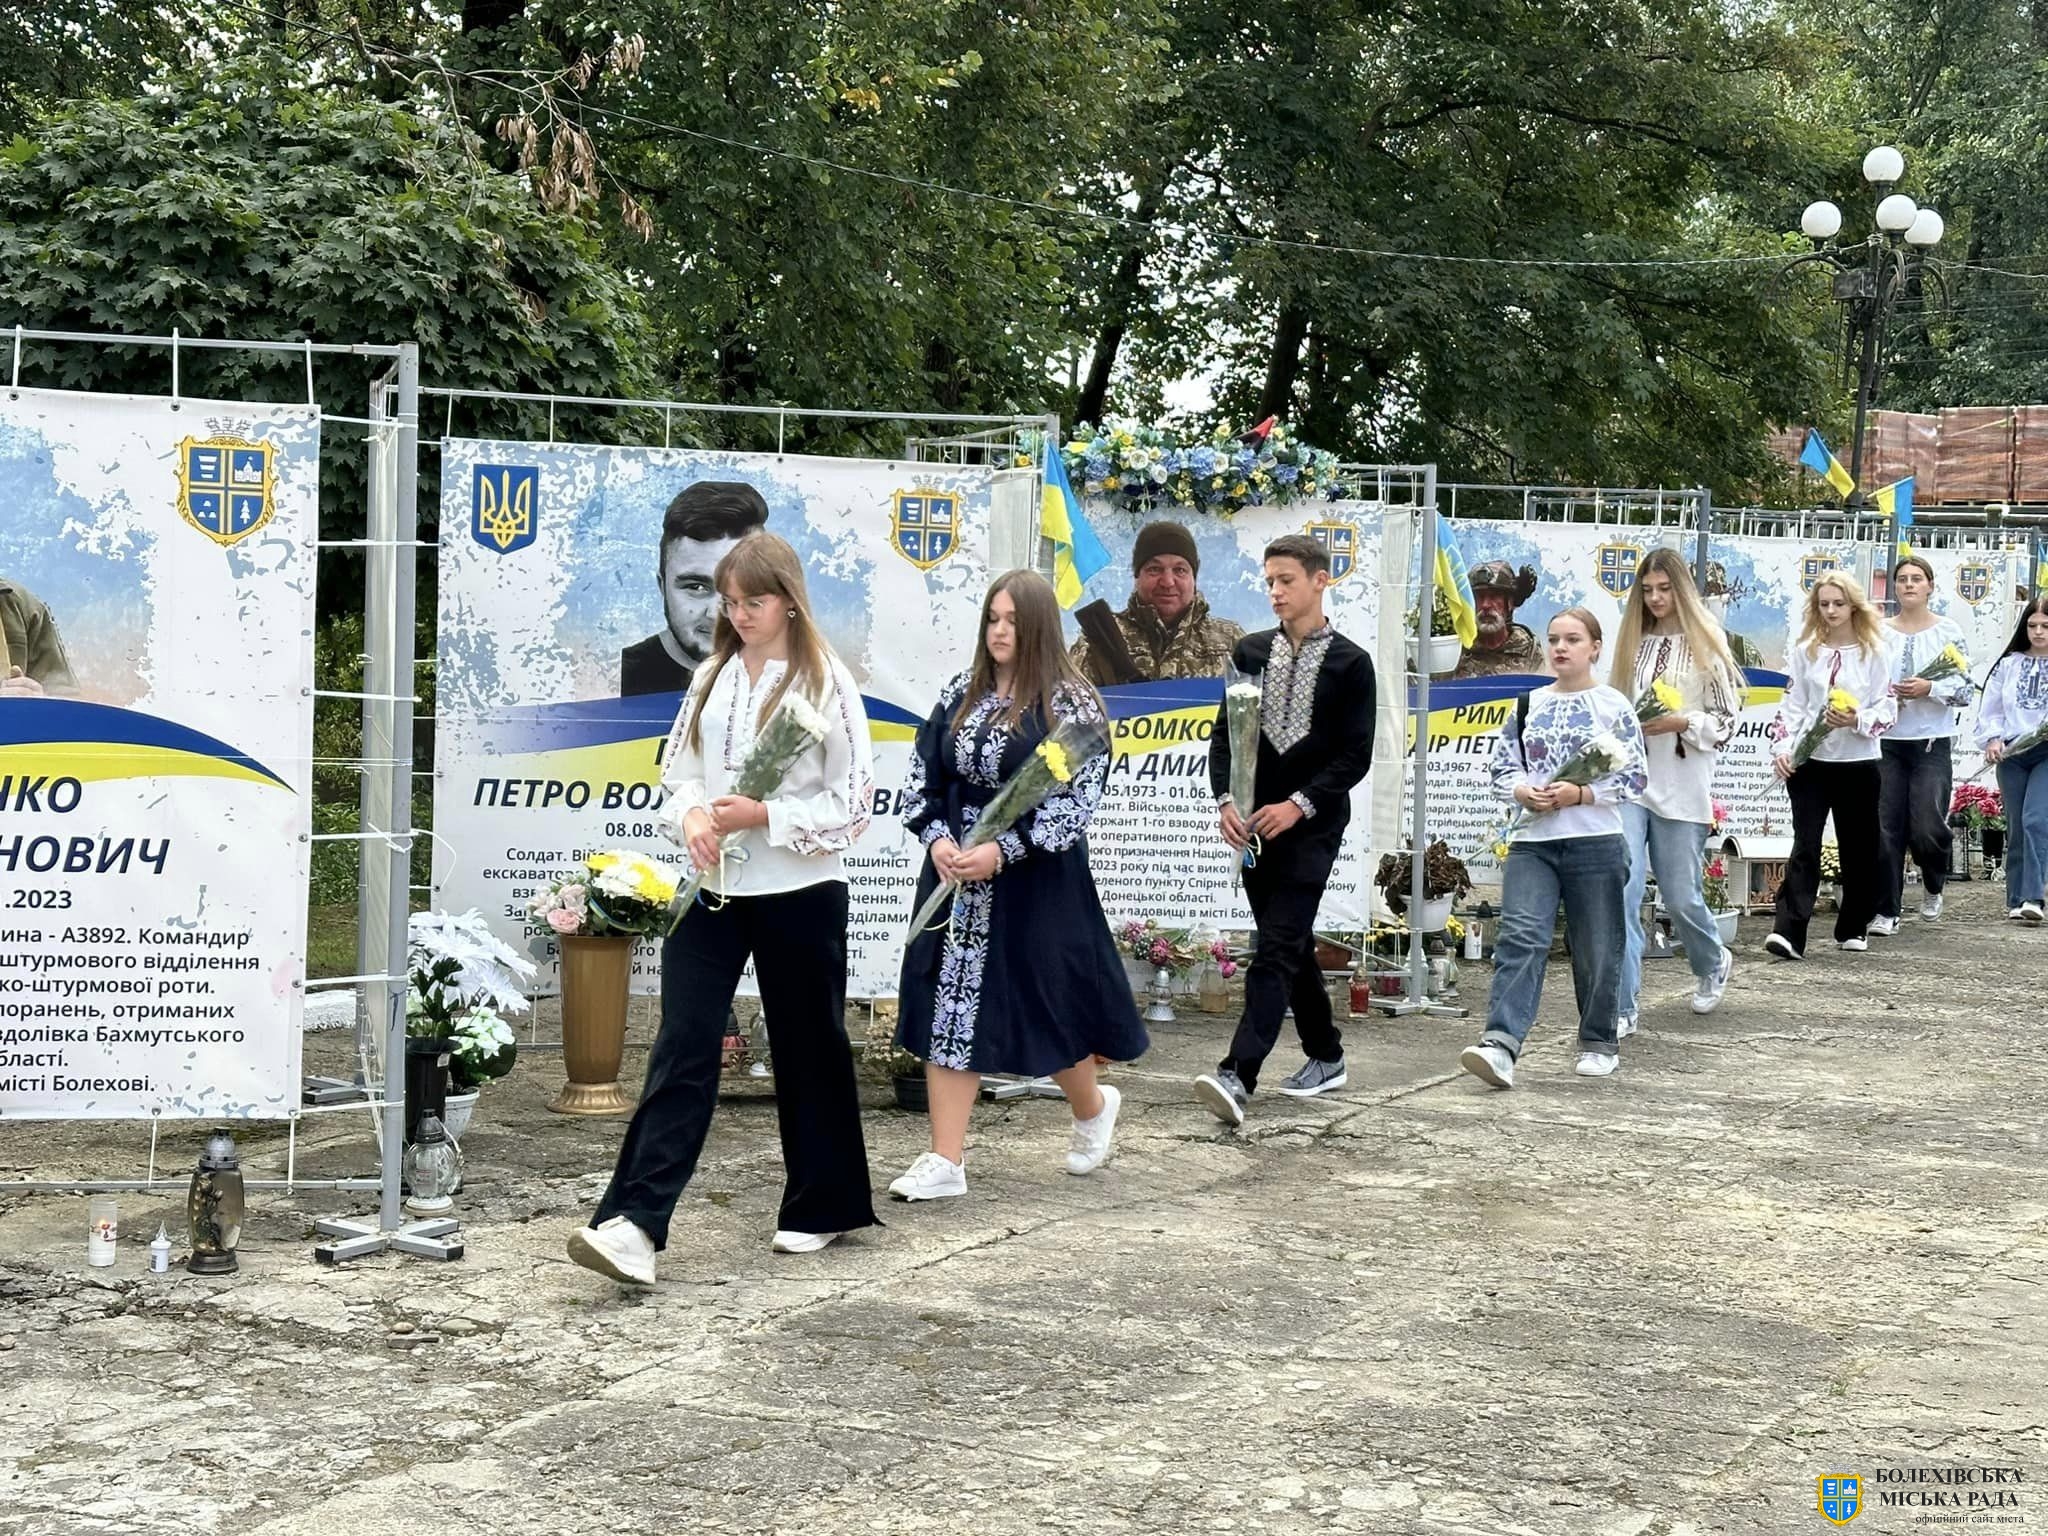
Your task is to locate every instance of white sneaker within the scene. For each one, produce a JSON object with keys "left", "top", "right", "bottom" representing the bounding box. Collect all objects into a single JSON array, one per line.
[
  {"left": 771, "top": 1229, "right": 843, "bottom": 1254},
  {"left": 888, "top": 1151, "right": 967, "bottom": 1202},
  {"left": 1867, "top": 915, "right": 1899, "bottom": 937},
  {"left": 2010, "top": 906, "right": 2029, "bottom": 921},
  {"left": 2024, "top": 903, "right": 2045, "bottom": 925},
  {"left": 1838, "top": 936, "right": 1868, "bottom": 952},
  {"left": 1919, "top": 893, "right": 1943, "bottom": 920},
  {"left": 1692, "top": 946, "right": 1734, "bottom": 1015},
  {"left": 1574, "top": 1051, "right": 1619, "bottom": 1078},
  {"left": 566, "top": 1216, "right": 657, "bottom": 1286},
  {"left": 1764, "top": 933, "right": 1803, "bottom": 962},
  {"left": 1616, "top": 1013, "right": 1639, "bottom": 1040},
  {"left": 1063, "top": 1084, "right": 1121, "bottom": 1176},
  {"left": 1459, "top": 1043, "right": 1515, "bottom": 1089}
]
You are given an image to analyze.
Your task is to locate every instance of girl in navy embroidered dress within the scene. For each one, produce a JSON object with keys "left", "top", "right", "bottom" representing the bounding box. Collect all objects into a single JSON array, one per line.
[{"left": 891, "top": 571, "right": 1148, "bottom": 1202}]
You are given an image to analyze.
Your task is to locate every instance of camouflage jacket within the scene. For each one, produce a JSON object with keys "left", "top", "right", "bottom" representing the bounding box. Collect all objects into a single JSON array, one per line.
[
  {"left": 1070, "top": 595, "right": 1245, "bottom": 686},
  {"left": 0, "top": 579, "right": 77, "bottom": 693},
  {"left": 1449, "top": 623, "right": 1543, "bottom": 680}
]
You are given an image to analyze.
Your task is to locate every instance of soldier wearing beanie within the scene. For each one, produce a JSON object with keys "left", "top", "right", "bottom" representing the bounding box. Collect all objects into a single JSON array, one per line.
[{"left": 1068, "top": 520, "right": 1245, "bottom": 686}]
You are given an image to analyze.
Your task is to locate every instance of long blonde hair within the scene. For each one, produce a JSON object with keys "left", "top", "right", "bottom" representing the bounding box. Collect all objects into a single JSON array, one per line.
[
  {"left": 1797, "top": 571, "right": 1885, "bottom": 658},
  {"left": 1610, "top": 547, "right": 1739, "bottom": 691},
  {"left": 682, "top": 533, "right": 833, "bottom": 752}
]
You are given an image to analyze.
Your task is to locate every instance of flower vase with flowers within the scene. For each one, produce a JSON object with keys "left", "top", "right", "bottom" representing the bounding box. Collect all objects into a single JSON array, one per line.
[
  {"left": 405, "top": 910, "right": 535, "bottom": 1142},
  {"left": 528, "top": 850, "right": 683, "bottom": 1115}
]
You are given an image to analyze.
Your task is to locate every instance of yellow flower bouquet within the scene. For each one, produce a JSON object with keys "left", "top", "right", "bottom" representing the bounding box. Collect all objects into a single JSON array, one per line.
[
  {"left": 1789, "top": 687, "right": 1860, "bottom": 767},
  {"left": 905, "top": 715, "right": 1110, "bottom": 937}
]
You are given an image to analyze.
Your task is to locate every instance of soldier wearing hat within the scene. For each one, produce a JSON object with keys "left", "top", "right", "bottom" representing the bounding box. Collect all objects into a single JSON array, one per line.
[
  {"left": 1069, "top": 520, "right": 1245, "bottom": 686},
  {"left": 1450, "top": 561, "right": 1543, "bottom": 679}
]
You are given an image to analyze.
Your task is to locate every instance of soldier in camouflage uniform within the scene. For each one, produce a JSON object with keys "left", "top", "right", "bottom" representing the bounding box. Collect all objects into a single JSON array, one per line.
[
  {"left": 1449, "top": 560, "right": 1544, "bottom": 679},
  {"left": 1069, "top": 521, "right": 1245, "bottom": 686},
  {"left": 0, "top": 577, "right": 77, "bottom": 697}
]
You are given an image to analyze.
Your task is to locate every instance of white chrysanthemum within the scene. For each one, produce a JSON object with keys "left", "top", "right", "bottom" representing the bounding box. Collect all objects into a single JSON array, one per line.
[
  {"left": 1225, "top": 682, "right": 1262, "bottom": 701},
  {"left": 408, "top": 909, "right": 536, "bottom": 1015},
  {"left": 594, "top": 863, "right": 645, "bottom": 900},
  {"left": 779, "top": 691, "right": 831, "bottom": 742}
]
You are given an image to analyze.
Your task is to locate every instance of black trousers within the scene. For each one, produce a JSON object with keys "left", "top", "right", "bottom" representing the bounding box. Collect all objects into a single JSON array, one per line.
[
  {"left": 1221, "top": 827, "right": 1344, "bottom": 1093},
  {"left": 1877, "top": 736, "right": 1953, "bottom": 916},
  {"left": 594, "top": 881, "right": 877, "bottom": 1248},
  {"left": 1773, "top": 759, "right": 1882, "bottom": 950}
]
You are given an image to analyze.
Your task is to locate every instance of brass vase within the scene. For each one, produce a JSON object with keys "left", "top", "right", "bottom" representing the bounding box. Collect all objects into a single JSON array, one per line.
[{"left": 551, "top": 934, "right": 637, "bottom": 1115}]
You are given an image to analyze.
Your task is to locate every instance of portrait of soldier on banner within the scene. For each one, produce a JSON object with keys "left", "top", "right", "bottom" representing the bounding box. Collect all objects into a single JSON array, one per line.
[
  {"left": 0, "top": 575, "right": 80, "bottom": 699},
  {"left": 619, "top": 480, "right": 771, "bottom": 698},
  {"left": 1068, "top": 519, "right": 1245, "bottom": 686},
  {"left": 1449, "top": 560, "right": 1543, "bottom": 679}
]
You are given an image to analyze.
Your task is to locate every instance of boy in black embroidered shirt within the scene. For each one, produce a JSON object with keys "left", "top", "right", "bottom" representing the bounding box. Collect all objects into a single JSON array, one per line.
[{"left": 1197, "top": 534, "right": 1376, "bottom": 1125}]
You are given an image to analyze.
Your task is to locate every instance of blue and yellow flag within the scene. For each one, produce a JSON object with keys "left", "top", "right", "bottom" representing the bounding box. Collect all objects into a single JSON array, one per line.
[
  {"left": 1041, "top": 438, "right": 1110, "bottom": 609},
  {"left": 1799, "top": 429, "right": 1856, "bottom": 499},
  {"left": 1434, "top": 517, "right": 1479, "bottom": 646},
  {"left": 1874, "top": 476, "right": 1915, "bottom": 557}
]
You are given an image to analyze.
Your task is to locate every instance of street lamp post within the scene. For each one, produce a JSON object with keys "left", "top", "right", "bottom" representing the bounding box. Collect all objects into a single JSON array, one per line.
[{"left": 1784, "top": 145, "right": 1946, "bottom": 512}]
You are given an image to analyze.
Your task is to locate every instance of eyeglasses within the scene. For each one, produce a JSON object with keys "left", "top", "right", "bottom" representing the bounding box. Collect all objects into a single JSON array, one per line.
[{"left": 720, "top": 595, "right": 779, "bottom": 619}]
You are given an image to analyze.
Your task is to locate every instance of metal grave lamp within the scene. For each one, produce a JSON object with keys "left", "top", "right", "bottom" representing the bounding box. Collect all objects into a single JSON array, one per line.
[{"left": 185, "top": 1130, "right": 244, "bottom": 1275}]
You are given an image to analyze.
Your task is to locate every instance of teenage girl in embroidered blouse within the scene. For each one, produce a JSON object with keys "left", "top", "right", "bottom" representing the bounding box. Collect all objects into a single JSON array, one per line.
[
  {"left": 1873, "top": 556, "right": 1974, "bottom": 932},
  {"left": 1764, "top": 573, "right": 1896, "bottom": 962},
  {"left": 888, "top": 570, "right": 1148, "bottom": 1204},
  {"left": 1610, "top": 549, "right": 1743, "bottom": 1034},
  {"left": 1977, "top": 596, "right": 2048, "bottom": 922},
  {"left": 1460, "top": 608, "right": 1647, "bottom": 1091},
  {"left": 569, "top": 533, "right": 879, "bottom": 1285}
]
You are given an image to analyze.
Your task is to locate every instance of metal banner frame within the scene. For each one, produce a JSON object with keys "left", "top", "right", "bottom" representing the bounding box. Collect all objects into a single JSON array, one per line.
[{"left": 0, "top": 325, "right": 453, "bottom": 1263}]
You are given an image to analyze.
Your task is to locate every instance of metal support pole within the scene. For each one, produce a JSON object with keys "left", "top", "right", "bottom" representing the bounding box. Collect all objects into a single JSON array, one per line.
[
  {"left": 315, "top": 343, "right": 462, "bottom": 1264},
  {"left": 1692, "top": 490, "right": 1713, "bottom": 592},
  {"left": 1379, "top": 468, "right": 1464, "bottom": 1019}
]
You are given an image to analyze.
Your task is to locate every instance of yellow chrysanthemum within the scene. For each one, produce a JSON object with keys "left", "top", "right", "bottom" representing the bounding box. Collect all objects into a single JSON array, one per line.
[
  {"left": 1039, "top": 740, "right": 1073, "bottom": 783},
  {"left": 1491, "top": 840, "right": 1511, "bottom": 861},
  {"left": 1827, "top": 688, "right": 1857, "bottom": 713},
  {"left": 1651, "top": 679, "right": 1683, "bottom": 712},
  {"left": 588, "top": 852, "right": 619, "bottom": 873},
  {"left": 1940, "top": 644, "right": 1967, "bottom": 669}
]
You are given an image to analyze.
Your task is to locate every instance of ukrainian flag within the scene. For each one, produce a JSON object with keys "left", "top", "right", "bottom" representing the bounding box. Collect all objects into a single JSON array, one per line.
[
  {"left": 1799, "top": 429, "right": 1856, "bottom": 499},
  {"left": 1874, "top": 476, "right": 1915, "bottom": 557},
  {"left": 1041, "top": 437, "right": 1111, "bottom": 609},
  {"left": 1434, "top": 516, "right": 1479, "bottom": 646}
]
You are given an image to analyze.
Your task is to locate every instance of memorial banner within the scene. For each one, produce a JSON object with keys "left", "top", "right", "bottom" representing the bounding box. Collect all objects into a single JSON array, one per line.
[
  {"left": 433, "top": 442, "right": 995, "bottom": 996},
  {"left": 1065, "top": 500, "right": 1384, "bottom": 930},
  {"left": 0, "top": 390, "right": 318, "bottom": 1119}
]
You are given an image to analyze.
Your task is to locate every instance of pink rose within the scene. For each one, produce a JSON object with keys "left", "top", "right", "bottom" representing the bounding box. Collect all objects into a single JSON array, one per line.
[
  {"left": 545, "top": 907, "right": 581, "bottom": 935},
  {"left": 1149, "top": 940, "right": 1169, "bottom": 963},
  {"left": 1219, "top": 960, "right": 1237, "bottom": 978}
]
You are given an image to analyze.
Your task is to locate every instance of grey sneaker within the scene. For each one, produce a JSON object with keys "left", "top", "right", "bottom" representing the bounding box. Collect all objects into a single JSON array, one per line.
[
  {"left": 1692, "top": 946, "right": 1734, "bottom": 1014},
  {"left": 1919, "top": 892, "right": 1943, "bottom": 920},
  {"left": 1194, "top": 1069, "right": 1249, "bottom": 1127},
  {"left": 1867, "top": 915, "right": 1899, "bottom": 937},
  {"left": 1276, "top": 1057, "right": 1348, "bottom": 1098},
  {"left": 1459, "top": 1043, "right": 1515, "bottom": 1089},
  {"left": 1616, "top": 1013, "right": 1639, "bottom": 1040}
]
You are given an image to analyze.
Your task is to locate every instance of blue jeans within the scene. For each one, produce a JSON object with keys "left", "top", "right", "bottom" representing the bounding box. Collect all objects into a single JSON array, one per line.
[
  {"left": 1482, "top": 834, "right": 1629, "bottom": 1059},
  {"left": 1996, "top": 751, "right": 2048, "bottom": 909},
  {"left": 1619, "top": 805, "right": 1721, "bottom": 1016}
]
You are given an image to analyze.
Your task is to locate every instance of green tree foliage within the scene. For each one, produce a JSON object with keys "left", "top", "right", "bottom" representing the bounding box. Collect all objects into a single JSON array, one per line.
[{"left": 0, "top": 54, "right": 650, "bottom": 569}]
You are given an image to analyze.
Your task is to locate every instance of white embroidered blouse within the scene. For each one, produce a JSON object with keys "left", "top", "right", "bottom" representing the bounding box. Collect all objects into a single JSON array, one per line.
[
  {"left": 1623, "top": 631, "right": 1741, "bottom": 826},
  {"left": 655, "top": 651, "right": 876, "bottom": 896},
  {"left": 1770, "top": 641, "right": 1895, "bottom": 764},
  {"left": 1884, "top": 616, "right": 1974, "bottom": 742},
  {"left": 1976, "top": 652, "right": 2048, "bottom": 750}
]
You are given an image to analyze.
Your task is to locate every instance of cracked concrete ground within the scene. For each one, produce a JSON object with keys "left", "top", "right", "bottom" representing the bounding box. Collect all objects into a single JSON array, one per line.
[{"left": 2, "top": 883, "right": 2044, "bottom": 1535}]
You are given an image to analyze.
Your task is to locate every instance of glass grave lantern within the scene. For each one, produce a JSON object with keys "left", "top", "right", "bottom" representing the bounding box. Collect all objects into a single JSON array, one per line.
[{"left": 184, "top": 1130, "right": 244, "bottom": 1275}]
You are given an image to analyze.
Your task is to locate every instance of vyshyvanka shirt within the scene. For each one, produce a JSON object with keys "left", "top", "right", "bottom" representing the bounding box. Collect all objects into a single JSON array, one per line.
[
  {"left": 1623, "top": 632, "right": 1740, "bottom": 825},
  {"left": 656, "top": 652, "right": 876, "bottom": 896},
  {"left": 1771, "top": 642, "right": 1895, "bottom": 765},
  {"left": 1489, "top": 684, "right": 1648, "bottom": 844},
  {"left": 1885, "top": 617, "right": 1974, "bottom": 741},
  {"left": 1976, "top": 652, "right": 2048, "bottom": 750}
]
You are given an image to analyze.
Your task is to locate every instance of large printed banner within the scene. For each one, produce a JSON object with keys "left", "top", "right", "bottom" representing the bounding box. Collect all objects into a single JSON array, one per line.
[
  {"left": 433, "top": 442, "right": 996, "bottom": 996},
  {"left": 1403, "top": 523, "right": 1875, "bottom": 870},
  {"left": 1065, "top": 500, "right": 1383, "bottom": 929},
  {"left": 0, "top": 390, "right": 317, "bottom": 1119}
]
